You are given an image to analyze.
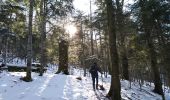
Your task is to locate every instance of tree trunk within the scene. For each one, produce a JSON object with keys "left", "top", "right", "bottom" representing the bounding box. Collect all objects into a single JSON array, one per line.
[
  {"left": 39, "top": 0, "right": 47, "bottom": 76},
  {"left": 2, "top": 36, "right": 7, "bottom": 65},
  {"left": 56, "top": 39, "right": 69, "bottom": 75},
  {"left": 81, "top": 21, "right": 86, "bottom": 77},
  {"left": 90, "top": 0, "right": 94, "bottom": 55},
  {"left": 146, "top": 30, "right": 165, "bottom": 99},
  {"left": 106, "top": 0, "right": 121, "bottom": 99},
  {"left": 104, "top": 28, "right": 112, "bottom": 75},
  {"left": 23, "top": 0, "right": 33, "bottom": 82},
  {"left": 116, "top": 0, "right": 129, "bottom": 80},
  {"left": 121, "top": 50, "right": 129, "bottom": 80},
  {"left": 139, "top": 0, "right": 165, "bottom": 99}
]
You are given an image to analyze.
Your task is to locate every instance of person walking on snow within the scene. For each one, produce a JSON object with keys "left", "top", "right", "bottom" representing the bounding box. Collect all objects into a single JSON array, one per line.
[{"left": 89, "top": 62, "right": 102, "bottom": 90}]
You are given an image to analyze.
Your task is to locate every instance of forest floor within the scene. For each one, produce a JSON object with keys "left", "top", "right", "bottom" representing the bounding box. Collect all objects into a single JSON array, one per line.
[{"left": 0, "top": 66, "right": 170, "bottom": 100}]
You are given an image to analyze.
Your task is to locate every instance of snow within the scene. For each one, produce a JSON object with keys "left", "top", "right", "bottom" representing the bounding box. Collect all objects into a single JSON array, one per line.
[{"left": 0, "top": 67, "right": 170, "bottom": 100}]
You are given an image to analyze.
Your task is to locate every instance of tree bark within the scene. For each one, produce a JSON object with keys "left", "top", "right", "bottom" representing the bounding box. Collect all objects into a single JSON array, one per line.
[
  {"left": 39, "top": 0, "right": 47, "bottom": 76},
  {"left": 121, "top": 51, "right": 129, "bottom": 80},
  {"left": 116, "top": 0, "right": 129, "bottom": 80},
  {"left": 24, "top": 0, "right": 33, "bottom": 82},
  {"left": 146, "top": 29, "right": 165, "bottom": 99},
  {"left": 56, "top": 39, "right": 69, "bottom": 75},
  {"left": 139, "top": 0, "right": 165, "bottom": 99},
  {"left": 106, "top": 0, "right": 121, "bottom": 99},
  {"left": 90, "top": 0, "right": 94, "bottom": 55}
]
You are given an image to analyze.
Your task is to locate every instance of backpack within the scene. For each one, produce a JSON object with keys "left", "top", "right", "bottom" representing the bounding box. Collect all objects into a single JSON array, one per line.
[{"left": 89, "top": 65, "right": 97, "bottom": 75}]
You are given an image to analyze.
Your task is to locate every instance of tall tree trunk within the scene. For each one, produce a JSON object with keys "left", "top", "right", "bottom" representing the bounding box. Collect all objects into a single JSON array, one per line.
[
  {"left": 56, "top": 39, "right": 69, "bottom": 75},
  {"left": 106, "top": 0, "right": 121, "bottom": 99},
  {"left": 99, "top": 27, "right": 102, "bottom": 59},
  {"left": 116, "top": 0, "right": 129, "bottom": 80},
  {"left": 2, "top": 36, "right": 7, "bottom": 65},
  {"left": 139, "top": 0, "right": 165, "bottom": 99},
  {"left": 24, "top": 0, "right": 33, "bottom": 82},
  {"left": 39, "top": 0, "right": 47, "bottom": 76},
  {"left": 104, "top": 28, "right": 112, "bottom": 75},
  {"left": 146, "top": 29, "right": 165, "bottom": 99},
  {"left": 121, "top": 50, "right": 129, "bottom": 80},
  {"left": 80, "top": 21, "right": 86, "bottom": 77},
  {"left": 90, "top": 0, "right": 94, "bottom": 55}
]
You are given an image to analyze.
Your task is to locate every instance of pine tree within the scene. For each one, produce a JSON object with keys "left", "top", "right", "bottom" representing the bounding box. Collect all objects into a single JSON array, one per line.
[
  {"left": 106, "top": 0, "right": 121, "bottom": 99},
  {"left": 22, "top": 0, "right": 34, "bottom": 82}
]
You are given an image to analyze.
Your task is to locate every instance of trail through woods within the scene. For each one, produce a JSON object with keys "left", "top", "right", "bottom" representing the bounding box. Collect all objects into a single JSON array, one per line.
[{"left": 0, "top": 68, "right": 169, "bottom": 100}]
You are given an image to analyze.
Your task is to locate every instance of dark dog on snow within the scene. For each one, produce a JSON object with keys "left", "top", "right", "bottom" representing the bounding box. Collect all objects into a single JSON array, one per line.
[{"left": 98, "top": 84, "right": 105, "bottom": 91}]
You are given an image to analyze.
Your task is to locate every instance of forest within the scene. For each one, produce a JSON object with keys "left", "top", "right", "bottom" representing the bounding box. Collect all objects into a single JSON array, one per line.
[{"left": 0, "top": 0, "right": 170, "bottom": 100}]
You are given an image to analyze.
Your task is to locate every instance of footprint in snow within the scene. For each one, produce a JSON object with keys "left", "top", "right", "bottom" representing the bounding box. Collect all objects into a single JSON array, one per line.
[
  {"left": 18, "top": 94, "right": 25, "bottom": 99},
  {"left": 41, "top": 97, "right": 49, "bottom": 100}
]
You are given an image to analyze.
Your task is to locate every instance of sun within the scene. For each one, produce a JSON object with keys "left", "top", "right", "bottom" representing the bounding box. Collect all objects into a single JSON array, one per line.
[{"left": 65, "top": 24, "right": 77, "bottom": 37}]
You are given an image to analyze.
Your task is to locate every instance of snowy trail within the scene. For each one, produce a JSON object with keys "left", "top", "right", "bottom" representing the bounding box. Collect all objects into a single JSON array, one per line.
[
  {"left": 0, "top": 71, "right": 101, "bottom": 100},
  {"left": 0, "top": 69, "right": 169, "bottom": 100}
]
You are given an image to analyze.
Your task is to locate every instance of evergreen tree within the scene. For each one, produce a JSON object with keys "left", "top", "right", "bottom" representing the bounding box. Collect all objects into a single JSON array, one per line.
[
  {"left": 106, "top": 0, "right": 121, "bottom": 99},
  {"left": 22, "top": 0, "right": 34, "bottom": 82}
]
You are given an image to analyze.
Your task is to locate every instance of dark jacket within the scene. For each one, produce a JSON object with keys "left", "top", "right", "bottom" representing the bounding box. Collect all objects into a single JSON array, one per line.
[{"left": 89, "top": 63, "right": 101, "bottom": 77}]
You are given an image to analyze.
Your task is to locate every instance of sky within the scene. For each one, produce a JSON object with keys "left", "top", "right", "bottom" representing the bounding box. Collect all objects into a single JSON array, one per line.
[
  {"left": 73, "top": 0, "right": 97, "bottom": 15},
  {"left": 73, "top": 0, "right": 134, "bottom": 15}
]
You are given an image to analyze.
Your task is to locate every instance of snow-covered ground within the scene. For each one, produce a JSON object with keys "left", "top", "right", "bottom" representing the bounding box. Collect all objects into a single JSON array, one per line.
[{"left": 0, "top": 67, "right": 170, "bottom": 100}]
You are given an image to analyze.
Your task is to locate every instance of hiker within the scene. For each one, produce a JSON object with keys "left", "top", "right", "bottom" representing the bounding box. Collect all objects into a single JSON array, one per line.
[{"left": 89, "top": 62, "right": 102, "bottom": 90}]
